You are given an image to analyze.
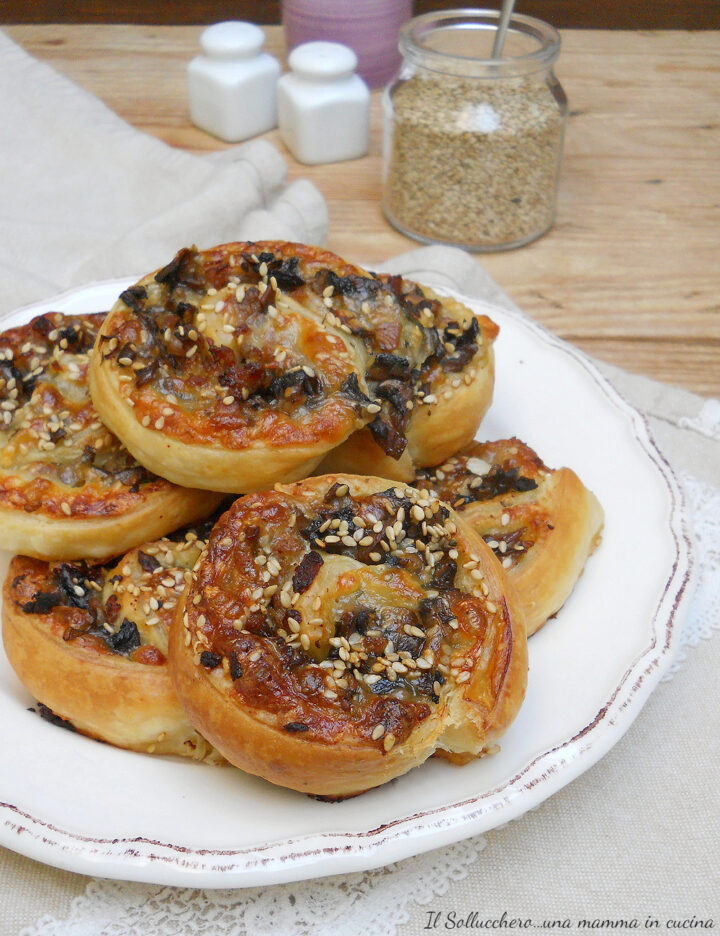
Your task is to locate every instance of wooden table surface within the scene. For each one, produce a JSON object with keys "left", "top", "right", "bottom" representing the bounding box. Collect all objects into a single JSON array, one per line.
[{"left": 6, "top": 25, "right": 719, "bottom": 396}]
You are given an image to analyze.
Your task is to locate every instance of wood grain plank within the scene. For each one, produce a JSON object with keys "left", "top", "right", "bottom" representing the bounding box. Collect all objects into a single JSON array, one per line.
[{"left": 4, "top": 25, "right": 720, "bottom": 396}]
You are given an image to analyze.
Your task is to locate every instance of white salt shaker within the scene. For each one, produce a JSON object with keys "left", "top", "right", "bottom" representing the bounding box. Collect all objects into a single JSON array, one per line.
[
  {"left": 277, "top": 41, "right": 370, "bottom": 165},
  {"left": 188, "top": 21, "right": 281, "bottom": 143}
]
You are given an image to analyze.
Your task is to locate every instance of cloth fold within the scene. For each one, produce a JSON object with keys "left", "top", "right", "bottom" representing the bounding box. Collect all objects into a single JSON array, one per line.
[{"left": 0, "top": 30, "right": 328, "bottom": 313}]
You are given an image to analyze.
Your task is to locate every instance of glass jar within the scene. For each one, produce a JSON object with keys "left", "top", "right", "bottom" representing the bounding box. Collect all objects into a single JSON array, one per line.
[{"left": 382, "top": 9, "right": 568, "bottom": 251}]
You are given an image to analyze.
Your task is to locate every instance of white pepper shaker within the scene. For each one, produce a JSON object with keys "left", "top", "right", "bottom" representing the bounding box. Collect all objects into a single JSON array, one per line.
[
  {"left": 187, "top": 21, "right": 281, "bottom": 143},
  {"left": 277, "top": 41, "right": 370, "bottom": 165}
]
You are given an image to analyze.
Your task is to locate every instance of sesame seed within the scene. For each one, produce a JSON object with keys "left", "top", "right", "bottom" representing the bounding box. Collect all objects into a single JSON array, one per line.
[
  {"left": 60, "top": 502, "right": 71, "bottom": 516},
  {"left": 372, "top": 724, "right": 386, "bottom": 741},
  {"left": 335, "top": 484, "right": 349, "bottom": 497},
  {"left": 249, "top": 649, "right": 262, "bottom": 662},
  {"left": 456, "top": 671, "right": 471, "bottom": 684},
  {"left": 154, "top": 417, "right": 165, "bottom": 430},
  {"left": 222, "top": 395, "right": 235, "bottom": 405},
  {"left": 383, "top": 733, "right": 396, "bottom": 752}
]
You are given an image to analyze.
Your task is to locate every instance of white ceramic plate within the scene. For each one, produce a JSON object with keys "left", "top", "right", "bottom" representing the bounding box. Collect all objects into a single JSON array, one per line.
[{"left": 0, "top": 280, "right": 692, "bottom": 887}]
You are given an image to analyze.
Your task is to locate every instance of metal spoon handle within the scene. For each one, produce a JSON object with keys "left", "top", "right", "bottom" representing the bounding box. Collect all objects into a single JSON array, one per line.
[{"left": 492, "top": 0, "right": 516, "bottom": 59}]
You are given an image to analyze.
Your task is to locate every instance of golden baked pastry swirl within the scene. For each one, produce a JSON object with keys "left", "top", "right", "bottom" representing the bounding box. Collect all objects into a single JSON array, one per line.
[
  {"left": 314, "top": 275, "right": 498, "bottom": 481},
  {"left": 2, "top": 519, "right": 225, "bottom": 762},
  {"left": 89, "top": 244, "right": 370, "bottom": 492},
  {"left": 89, "top": 242, "right": 497, "bottom": 492},
  {"left": 169, "top": 473, "right": 527, "bottom": 797},
  {"left": 0, "top": 311, "right": 222, "bottom": 560},
  {"left": 414, "top": 439, "right": 604, "bottom": 635}
]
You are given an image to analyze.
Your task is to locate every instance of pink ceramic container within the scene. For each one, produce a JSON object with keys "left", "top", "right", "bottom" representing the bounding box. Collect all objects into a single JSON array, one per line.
[{"left": 282, "top": 0, "right": 413, "bottom": 89}]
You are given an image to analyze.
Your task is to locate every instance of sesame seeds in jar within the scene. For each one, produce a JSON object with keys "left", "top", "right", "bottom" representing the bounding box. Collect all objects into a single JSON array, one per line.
[{"left": 382, "top": 9, "right": 568, "bottom": 251}]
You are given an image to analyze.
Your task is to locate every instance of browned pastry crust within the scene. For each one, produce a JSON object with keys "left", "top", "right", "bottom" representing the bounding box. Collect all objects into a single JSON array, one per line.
[
  {"left": 315, "top": 281, "right": 498, "bottom": 481},
  {"left": 89, "top": 242, "right": 497, "bottom": 492},
  {"left": 169, "top": 473, "right": 527, "bottom": 797},
  {"left": 414, "top": 439, "right": 604, "bottom": 635},
  {"left": 0, "top": 311, "right": 222, "bottom": 560},
  {"left": 2, "top": 524, "right": 224, "bottom": 762}
]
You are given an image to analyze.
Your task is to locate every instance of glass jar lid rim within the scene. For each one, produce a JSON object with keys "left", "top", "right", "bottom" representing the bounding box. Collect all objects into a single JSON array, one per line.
[{"left": 399, "top": 8, "right": 561, "bottom": 72}]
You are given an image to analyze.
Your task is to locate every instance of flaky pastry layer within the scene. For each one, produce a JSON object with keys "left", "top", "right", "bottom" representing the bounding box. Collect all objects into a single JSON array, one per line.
[
  {"left": 0, "top": 311, "right": 221, "bottom": 559},
  {"left": 2, "top": 524, "right": 224, "bottom": 762},
  {"left": 415, "top": 439, "right": 604, "bottom": 634},
  {"left": 169, "top": 473, "right": 527, "bottom": 797}
]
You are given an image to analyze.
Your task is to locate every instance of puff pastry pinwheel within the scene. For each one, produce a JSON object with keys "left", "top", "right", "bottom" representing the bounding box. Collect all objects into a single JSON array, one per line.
[
  {"left": 89, "top": 243, "right": 369, "bottom": 493},
  {"left": 414, "top": 439, "right": 604, "bottom": 635},
  {"left": 0, "top": 311, "right": 221, "bottom": 560},
  {"left": 313, "top": 274, "right": 498, "bottom": 482},
  {"left": 169, "top": 474, "right": 527, "bottom": 797},
  {"left": 2, "top": 520, "right": 224, "bottom": 762},
  {"left": 89, "top": 242, "right": 497, "bottom": 493}
]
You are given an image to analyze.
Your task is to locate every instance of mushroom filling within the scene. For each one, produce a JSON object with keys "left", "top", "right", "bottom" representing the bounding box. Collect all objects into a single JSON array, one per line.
[{"left": 12, "top": 523, "right": 210, "bottom": 663}]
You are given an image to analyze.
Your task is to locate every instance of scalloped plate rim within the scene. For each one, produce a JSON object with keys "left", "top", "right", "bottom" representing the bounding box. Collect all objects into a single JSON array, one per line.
[{"left": 0, "top": 277, "right": 693, "bottom": 888}]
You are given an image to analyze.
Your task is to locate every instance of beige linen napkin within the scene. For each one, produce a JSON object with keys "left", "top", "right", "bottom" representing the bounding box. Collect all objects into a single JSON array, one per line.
[
  {"left": 0, "top": 30, "right": 328, "bottom": 314},
  {"left": 1, "top": 245, "right": 718, "bottom": 935}
]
